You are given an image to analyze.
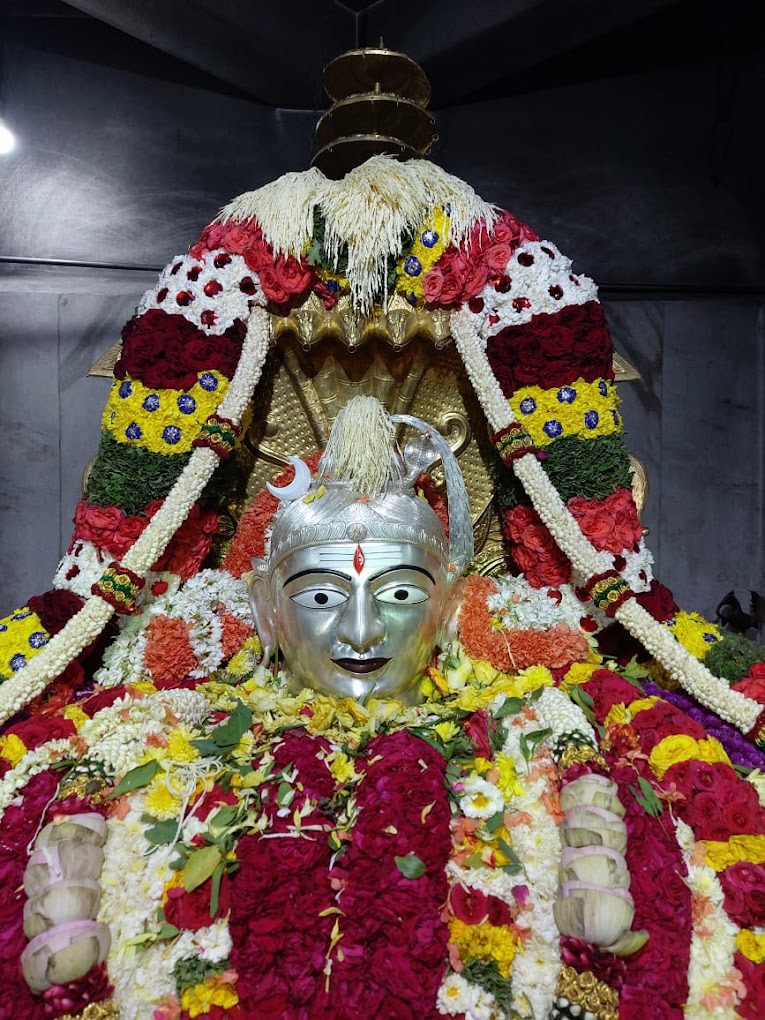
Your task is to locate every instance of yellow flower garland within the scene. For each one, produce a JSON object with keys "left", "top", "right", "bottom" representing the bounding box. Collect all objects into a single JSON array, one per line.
[
  {"left": 701, "top": 834, "right": 765, "bottom": 872},
  {"left": 102, "top": 371, "right": 229, "bottom": 455},
  {"left": 0, "top": 607, "right": 49, "bottom": 680},
  {"left": 395, "top": 208, "right": 449, "bottom": 302},
  {"left": 663, "top": 611, "right": 722, "bottom": 661},
  {"left": 648, "top": 734, "right": 731, "bottom": 779},
  {"left": 509, "top": 377, "right": 621, "bottom": 447}
]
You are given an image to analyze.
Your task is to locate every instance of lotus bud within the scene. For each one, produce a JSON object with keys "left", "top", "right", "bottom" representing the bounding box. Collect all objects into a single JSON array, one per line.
[
  {"left": 35, "top": 813, "right": 107, "bottom": 849},
  {"left": 21, "top": 920, "right": 111, "bottom": 993},
  {"left": 23, "top": 879, "right": 102, "bottom": 939},
  {"left": 560, "top": 777, "right": 625, "bottom": 817},
  {"left": 24, "top": 843, "right": 104, "bottom": 899},
  {"left": 560, "top": 852, "right": 631, "bottom": 890},
  {"left": 554, "top": 884, "right": 635, "bottom": 946},
  {"left": 603, "top": 928, "right": 650, "bottom": 956}
]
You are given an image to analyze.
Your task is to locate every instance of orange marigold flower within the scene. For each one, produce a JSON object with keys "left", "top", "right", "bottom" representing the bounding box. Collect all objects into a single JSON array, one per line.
[
  {"left": 144, "top": 616, "right": 196, "bottom": 683},
  {"left": 220, "top": 613, "right": 253, "bottom": 659}
]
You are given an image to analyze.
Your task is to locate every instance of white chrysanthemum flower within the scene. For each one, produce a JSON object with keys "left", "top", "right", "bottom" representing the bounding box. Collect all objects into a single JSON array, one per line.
[
  {"left": 437, "top": 972, "right": 482, "bottom": 1017},
  {"left": 460, "top": 773, "right": 504, "bottom": 819}
]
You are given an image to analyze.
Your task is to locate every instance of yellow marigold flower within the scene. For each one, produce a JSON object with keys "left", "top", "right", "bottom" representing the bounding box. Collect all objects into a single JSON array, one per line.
[
  {"left": 604, "top": 703, "right": 631, "bottom": 727},
  {"left": 510, "top": 377, "right": 621, "bottom": 447},
  {"left": 144, "top": 776, "right": 183, "bottom": 820},
  {"left": 232, "top": 730, "right": 255, "bottom": 762},
  {"left": 702, "top": 835, "right": 765, "bottom": 872},
  {"left": 628, "top": 696, "right": 659, "bottom": 717},
  {"left": 515, "top": 665, "right": 553, "bottom": 695},
  {"left": 395, "top": 208, "right": 449, "bottom": 301},
  {"left": 434, "top": 721, "right": 462, "bottom": 744},
  {"left": 449, "top": 918, "right": 519, "bottom": 978},
  {"left": 180, "top": 980, "right": 239, "bottom": 1018},
  {"left": 455, "top": 687, "right": 487, "bottom": 712},
  {"left": 473, "top": 660, "right": 504, "bottom": 688},
  {"left": 736, "top": 930, "right": 765, "bottom": 964},
  {"left": 102, "top": 370, "right": 228, "bottom": 455},
  {"left": 560, "top": 661, "right": 601, "bottom": 692},
  {"left": 227, "top": 636, "right": 262, "bottom": 677},
  {"left": 62, "top": 705, "right": 90, "bottom": 730},
  {"left": 166, "top": 727, "right": 201, "bottom": 763},
  {"left": 325, "top": 750, "right": 358, "bottom": 785},
  {"left": 0, "top": 607, "right": 49, "bottom": 678},
  {"left": 0, "top": 733, "right": 26, "bottom": 766},
  {"left": 306, "top": 695, "right": 337, "bottom": 734},
  {"left": 664, "top": 611, "right": 722, "bottom": 660},
  {"left": 649, "top": 735, "right": 731, "bottom": 779},
  {"left": 335, "top": 697, "right": 371, "bottom": 727},
  {"left": 495, "top": 754, "right": 525, "bottom": 800}
]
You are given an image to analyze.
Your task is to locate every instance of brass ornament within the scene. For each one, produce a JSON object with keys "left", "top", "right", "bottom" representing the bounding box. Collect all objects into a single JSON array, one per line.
[
  {"left": 556, "top": 966, "right": 619, "bottom": 1020},
  {"left": 312, "top": 46, "right": 437, "bottom": 179},
  {"left": 57, "top": 1001, "right": 120, "bottom": 1020},
  {"left": 557, "top": 743, "right": 608, "bottom": 771}
]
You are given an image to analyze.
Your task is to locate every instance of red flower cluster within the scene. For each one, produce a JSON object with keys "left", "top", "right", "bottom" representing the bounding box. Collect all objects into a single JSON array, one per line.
[
  {"left": 326, "top": 730, "right": 451, "bottom": 1019},
  {"left": 72, "top": 500, "right": 217, "bottom": 580},
  {"left": 503, "top": 505, "right": 571, "bottom": 588},
  {"left": 486, "top": 301, "right": 613, "bottom": 397},
  {"left": 567, "top": 487, "right": 642, "bottom": 556},
  {"left": 627, "top": 701, "right": 705, "bottom": 754},
  {"left": 735, "top": 953, "right": 765, "bottom": 1020},
  {"left": 26, "top": 589, "right": 83, "bottom": 636},
  {"left": 664, "top": 758, "right": 765, "bottom": 842},
  {"left": 0, "top": 771, "right": 65, "bottom": 1020},
  {"left": 733, "top": 662, "right": 765, "bottom": 705},
  {"left": 612, "top": 755, "right": 692, "bottom": 1018},
  {"left": 190, "top": 216, "right": 314, "bottom": 308},
  {"left": 422, "top": 211, "right": 538, "bottom": 308},
  {"left": 720, "top": 861, "right": 765, "bottom": 928},
  {"left": 228, "top": 732, "right": 336, "bottom": 1017},
  {"left": 116, "top": 310, "right": 246, "bottom": 391}
]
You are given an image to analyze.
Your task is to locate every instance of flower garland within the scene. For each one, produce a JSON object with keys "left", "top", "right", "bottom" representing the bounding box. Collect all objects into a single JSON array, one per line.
[
  {"left": 450, "top": 306, "right": 764, "bottom": 741},
  {"left": 0, "top": 307, "right": 270, "bottom": 726}
]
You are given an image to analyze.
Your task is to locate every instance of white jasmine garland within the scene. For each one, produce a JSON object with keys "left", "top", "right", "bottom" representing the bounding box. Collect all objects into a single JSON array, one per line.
[
  {"left": 466, "top": 241, "right": 598, "bottom": 338},
  {"left": 486, "top": 576, "right": 609, "bottom": 634},
  {"left": 533, "top": 686, "right": 597, "bottom": 747},
  {"left": 138, "top": 251, "right": 265, "bottom": 334},
  {"left": 675, "top": 817, "right": 744, "bottom": 1018},
  {"left": 501, "top": 712, "right": 562, "bottom": 1020},
  {"left": 0, "top": 306, "right": 270, "bottom": 726}
]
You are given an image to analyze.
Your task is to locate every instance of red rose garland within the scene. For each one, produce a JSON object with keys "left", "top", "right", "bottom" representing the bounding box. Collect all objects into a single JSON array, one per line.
[
  {"left": 228, "top": 731, "right": 337, "bottom": 1017},
  {"left": 326, "top": 730, "right": 452, "bottom": 1020}
]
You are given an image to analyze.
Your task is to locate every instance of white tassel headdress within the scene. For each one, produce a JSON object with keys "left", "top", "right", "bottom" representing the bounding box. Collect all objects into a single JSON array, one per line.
[
  {"left": 218, "top": 156, "right": 497, "bottom": 312},
  {"left": 263, "top": 396, "right": 473, "bottom": 574}
]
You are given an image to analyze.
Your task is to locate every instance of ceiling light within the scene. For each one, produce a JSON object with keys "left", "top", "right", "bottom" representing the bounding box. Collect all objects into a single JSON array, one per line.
[{"left": 0, "top": 119, "right": 16, "bottom": 155}]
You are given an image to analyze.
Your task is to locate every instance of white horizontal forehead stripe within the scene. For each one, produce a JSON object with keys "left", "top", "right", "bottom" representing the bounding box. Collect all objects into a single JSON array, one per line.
[{"left": 318, "top": 546, "right": 410, "bottom": 568}]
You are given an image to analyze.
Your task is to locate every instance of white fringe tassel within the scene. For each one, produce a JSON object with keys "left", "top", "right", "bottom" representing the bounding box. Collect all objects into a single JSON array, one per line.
[{"left": 218, "top": 156, "right": 496, "bottom": 312}]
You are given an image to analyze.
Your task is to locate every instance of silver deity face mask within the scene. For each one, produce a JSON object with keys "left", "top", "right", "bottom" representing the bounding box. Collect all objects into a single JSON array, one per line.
[{"left": 262, "top": 540, "right": 457, "bottom": 702}]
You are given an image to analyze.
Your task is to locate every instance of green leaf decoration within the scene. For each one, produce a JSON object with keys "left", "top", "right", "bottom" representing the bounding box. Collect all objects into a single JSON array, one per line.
[
  {"left": 209, "top": 703, "right": 254, "bottom": 750},
  {"left": 394, "top": 853, "right": 426, "bottom": 879},
  {"left": 183, "top": 845, "right": 222, "bottom": 893},
  {"left": 209, "top": 804, "right": 239, "bottom": 831},
  {"left": 190, "top": 738, "right": 223, "bottom": 757},
  {"left": 495, "top": 697, "right": 524, "bottom": 719},
  {"left": 209, "top": 864, "right": 224, "bottom": 917},
  {"left": 519, "top": 728, "right": 552, "bottom": 762},
  {"left": 144, "top": 818, "right": 180, "bottom": 846},
  {"left": 629, "top": 777, "right": 664, "bottom": 818},
  {"left": 485, "top": 811, "right": 505, "bottom": 834},
  {"left": 107, "top": 759, "right": 161, "bottom": 800}
]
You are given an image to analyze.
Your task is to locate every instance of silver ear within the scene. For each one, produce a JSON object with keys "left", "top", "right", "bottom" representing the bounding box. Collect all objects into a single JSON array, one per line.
[{"left": 248, "top": 559, "right": 276, "bottom": 665}]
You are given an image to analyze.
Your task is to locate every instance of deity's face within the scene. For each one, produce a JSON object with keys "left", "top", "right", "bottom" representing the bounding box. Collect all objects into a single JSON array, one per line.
[{"left": 251, "top": 540, "right": 459, "bottom": 703}]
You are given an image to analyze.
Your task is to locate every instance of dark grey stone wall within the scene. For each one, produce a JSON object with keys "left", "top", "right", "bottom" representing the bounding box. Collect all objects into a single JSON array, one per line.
[{"left": 1, "top": 36, "right": 763, "bottom": 620}]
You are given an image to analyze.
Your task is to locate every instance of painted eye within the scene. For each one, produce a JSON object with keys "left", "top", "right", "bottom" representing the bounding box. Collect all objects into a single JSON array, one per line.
[
  {"left": 375, "top": 584, "right": 430, "bottom": 605},
  {"left": 290, "top": 587, "right": 348, "bottom": 609}
]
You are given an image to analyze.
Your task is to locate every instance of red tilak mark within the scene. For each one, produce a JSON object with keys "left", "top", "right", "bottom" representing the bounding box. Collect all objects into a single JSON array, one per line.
[{"left": 353, "top": 545, "right": 365, "bottom": 575}]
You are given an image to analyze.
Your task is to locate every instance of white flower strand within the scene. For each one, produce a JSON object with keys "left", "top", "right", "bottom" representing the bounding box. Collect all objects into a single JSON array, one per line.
[
  {"left": 450, "top": 307, "right": 764, "bottom": 738},
  {"left": 0, "top": 306, "right": 271, "bottom": 726},
  {"left": 0, "top": 738, "right": 75, "bottom": 821},
  {"left": 675, "top": 817, "right": 743, "bottom": 1018}
]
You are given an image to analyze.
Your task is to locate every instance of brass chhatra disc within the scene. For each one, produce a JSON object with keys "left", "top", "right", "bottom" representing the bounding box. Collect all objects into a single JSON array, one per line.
[
  {"left": 313, "top": 135, "right": 421, "bottom": 181},
  {"left": 316, "top": 93, "right": 437, "bottom": 152},
  {"left": 323, "top": 47, "right": 431, "bottom": 107}
]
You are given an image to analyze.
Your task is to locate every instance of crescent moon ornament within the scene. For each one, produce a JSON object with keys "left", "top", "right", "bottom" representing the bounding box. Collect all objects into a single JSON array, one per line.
[{"left": 267, "top": 456, "right": 312, "bottom": 502}]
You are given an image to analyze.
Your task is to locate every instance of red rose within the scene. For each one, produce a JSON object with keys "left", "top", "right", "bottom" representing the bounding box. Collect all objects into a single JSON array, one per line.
[
  {"left": 735, "top": 952, "right": 765, "bottom": 1020},
  {"left": 27, "top": 589, "right": 83, "bottom": 635},
  {"left": 487, "top": 301, "right": 613, "bottom": 397},
  {"left": 422, "top": 266, "right": 444, "bottom": 303},
  {"left": 5, "top": 715, "right": 76, "bottom": 750},
  {"left": 503, "top": 505, "right": 572, "bottom": 588},
  {"left": 189, "top": 220, "right": 226, "bottom": 259},
  {"left": 258, "top": 264, "right": 289, "bottom": 304},
  {"left": 733, "top": 673, "right": 765, "bottom": 703},
  {"left": 73, "top": 500, "right": 123, "bottom": 547},
  {"left": 721, "top": 862, "right": 765, "bottom": 927},
  {"left": 438, "top": 272, "right": 463, "bottom": 306},
  {"left": 484, "top": 243, "right": 512, "bottom": 274},
  {"left": 164, "top": 874, "right": 231, "bottom": 931},
  {"left": 464, "top": 709, "right": 493, "bottom": 758},
  {"left": 636, "top": 579, "right": 679, "bottom": 622},
  {"left": 151, "top": 503, "right": 218, "bottom": 581},
  {"left": 274, "top": 256, "right": 313, "bottom": 296},
  {"left": 221, "top": 220, "right": 259, "bottom": 255}
]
